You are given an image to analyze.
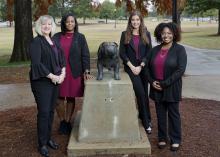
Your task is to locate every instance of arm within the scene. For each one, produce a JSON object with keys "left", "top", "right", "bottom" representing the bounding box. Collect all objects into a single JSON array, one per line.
[
  {"left": 119, "top": 32, "right": 130, "bottom": 65},
  {"left": 141, "top": 31, "right": 152, "bottom": 66},
  {"left": 81, "top": 34, "right": 90, "bottom": 73},
  {"left": 30, "top": 38, "right": 50, "bottom": 80}
]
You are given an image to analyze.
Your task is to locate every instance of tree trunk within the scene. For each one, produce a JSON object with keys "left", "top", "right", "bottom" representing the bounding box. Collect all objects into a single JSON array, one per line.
[
  {"left": 218, "top": 9, "right": 220, "bottom": 35},
  {"left": 172, "top": 0, "right": 178, "bottom": 24},
  {"left": 197, "top": 15, "right": 199, "bottom": 26},
  {"left": 177, "top": 11, "right": 181, "bottom": 31},
  {"left": 9, "top": 0, "right": 33, "bottom": 62},
  {"left": 83, "top": 17, "right": 86, "bottom": 24}
]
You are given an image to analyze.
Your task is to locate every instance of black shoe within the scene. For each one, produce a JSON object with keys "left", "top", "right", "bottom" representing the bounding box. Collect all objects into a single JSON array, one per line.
[
  {"left": 170, "top": 143, "right": 180, "bottom": 151},
  {"left": 47, "top": 140, "right": 59, "bottom": 150},
  {"left": 58, "top": 120, "right": 67, "bottom": 135},
  {"left": 38, "top": 145, "right": 49, "bottom": 157},
  {"left": 67, "top": 122, "right": 72, "bottom": 134}
]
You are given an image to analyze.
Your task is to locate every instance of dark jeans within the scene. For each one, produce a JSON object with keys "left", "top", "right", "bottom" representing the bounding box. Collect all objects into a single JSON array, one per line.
[
  {"left": 126, "top": 69, "right": 151, "bottom": 129},
  {"left": 155, "top": 101, "right": 181, "bottom": 144},
  {"left": 31, "top": 79, "right": 59, "bottom": 147}
]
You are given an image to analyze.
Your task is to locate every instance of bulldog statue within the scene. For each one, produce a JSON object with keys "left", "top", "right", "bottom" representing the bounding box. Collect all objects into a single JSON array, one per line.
[{"left": 97, "top": 42, "right": 120, "bottom": 80}]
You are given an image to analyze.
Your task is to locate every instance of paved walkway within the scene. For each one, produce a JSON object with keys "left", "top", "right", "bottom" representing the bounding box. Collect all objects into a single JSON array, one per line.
[{"left": 0, "top": 44, "right": 220, "bottom": 111}]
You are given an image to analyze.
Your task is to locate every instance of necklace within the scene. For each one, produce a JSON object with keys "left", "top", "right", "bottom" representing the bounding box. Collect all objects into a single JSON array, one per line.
[
  {"left": 160, "top": 49, "right": 168, "bottom": 57},
  {"left": 65, "top": 32, "right": 73, "bottom": 39}
]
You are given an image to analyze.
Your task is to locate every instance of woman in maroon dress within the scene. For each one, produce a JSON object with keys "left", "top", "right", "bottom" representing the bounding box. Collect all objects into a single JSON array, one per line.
[{"left": 53, "top": 13, "right": 93, "bottom": 134}]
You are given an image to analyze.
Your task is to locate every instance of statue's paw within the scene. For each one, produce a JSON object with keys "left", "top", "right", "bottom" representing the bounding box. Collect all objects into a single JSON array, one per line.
[
  {"left": 97, "top": 75, "right": 103, "bottom": 80},
  {"left": 114, "top": 75, "right": 120, "bottom": 80}
]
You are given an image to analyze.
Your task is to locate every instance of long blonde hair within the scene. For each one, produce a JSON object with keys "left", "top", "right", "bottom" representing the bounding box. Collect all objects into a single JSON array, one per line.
[{"left": 124, "top": 11, "right": 149, "bottom": 45}]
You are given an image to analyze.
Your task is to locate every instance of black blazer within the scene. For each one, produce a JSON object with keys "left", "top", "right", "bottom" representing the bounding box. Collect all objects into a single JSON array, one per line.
[
  {"left": 119, "top": 31, "right": 152, "bottom": 71},
  {"left": 146, "top": 42, "right": 187, "bottom": 102},
  {"left": 53, "top": 32, "right": 90, "bottom": 78},
  {"left": 29, "top": 35, "right": 66, "bottom": 80}
]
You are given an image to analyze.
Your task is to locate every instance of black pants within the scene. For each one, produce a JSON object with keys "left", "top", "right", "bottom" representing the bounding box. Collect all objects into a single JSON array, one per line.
[
  {"left": 155, "top": 101, "right": 181, "bottom": 144},
  {"left": 126, "top": 69, "right": 151, "bottom": 129},
  {"left": 31, "top": 79, "right": 59, "bottom": 147}
]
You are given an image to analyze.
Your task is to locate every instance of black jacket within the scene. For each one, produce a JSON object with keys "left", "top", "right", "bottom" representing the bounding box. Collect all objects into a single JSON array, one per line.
[
  {"left": 53, "top": 32, "right": 90, "bottom": 78},
  {"left": 119, "top": 31, "right": 152, "bottom": 71},
  {"left": 29, "top": 35, "right": 66, "bottom": 80},
  {"left": 146, "top": 42, "right": 187, "bottom": 102}
]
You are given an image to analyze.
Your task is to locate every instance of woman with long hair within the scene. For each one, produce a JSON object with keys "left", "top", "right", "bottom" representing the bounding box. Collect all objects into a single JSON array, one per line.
[
  {"left": 53, "top": 13, "right": 93, "bottom": 135},
  {"left": 119, "top": 11, "right": 152, "bottom": 134}
]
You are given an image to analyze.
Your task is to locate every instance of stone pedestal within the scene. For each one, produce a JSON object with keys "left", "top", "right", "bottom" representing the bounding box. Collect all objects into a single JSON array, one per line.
[{"left": 67, "top": 72, "right": 151, "bottom": 156}]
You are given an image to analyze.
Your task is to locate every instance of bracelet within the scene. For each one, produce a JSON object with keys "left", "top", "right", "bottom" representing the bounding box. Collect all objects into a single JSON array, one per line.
[
  {"left": 84, "top": 71, "right": 90, "bottom": 75},
  {"left": 140, "top": 64, "right": 144, "bottom": 69}
]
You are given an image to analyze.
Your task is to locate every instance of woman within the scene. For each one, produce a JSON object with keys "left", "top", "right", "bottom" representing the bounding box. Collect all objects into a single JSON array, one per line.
[
  {"left": 119, "top": 11, "right": 152, "bottom": 134},
  {"left": 147, "top": 22, "right": 187, "bottom": 151},
  {"left": 53, "top": 13, "right": 93, "bottom": 135},
  {"left": 30, "top": 15, "right": 66, "bottom": 157}
]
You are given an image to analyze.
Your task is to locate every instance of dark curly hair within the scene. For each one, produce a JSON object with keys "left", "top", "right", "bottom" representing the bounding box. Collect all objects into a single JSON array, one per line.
[
  {"left": 154, "top": 22, "right": 181, "bottom": 43},
  {"left": 61, "top": 13, "right": 78, "bottom": 34}
]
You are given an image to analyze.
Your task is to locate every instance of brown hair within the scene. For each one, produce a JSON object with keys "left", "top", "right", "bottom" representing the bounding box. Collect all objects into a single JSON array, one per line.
[{"left": 124, "top": 11, "right": 149, "bottom": 45}]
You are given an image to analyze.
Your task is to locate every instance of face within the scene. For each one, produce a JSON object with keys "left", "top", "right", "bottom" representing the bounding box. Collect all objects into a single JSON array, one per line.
[
  {"left": 131, "top": 15, "right": 141, "bottom": 30},
  {"left": 41, "top": 19, "right": 52, "bottom": 36},
  {"left": 161, "top": 27, "right": 174, "bottom": 44},
  {"left": 65, "top": 16, "right": 75, "bottom": 32}
]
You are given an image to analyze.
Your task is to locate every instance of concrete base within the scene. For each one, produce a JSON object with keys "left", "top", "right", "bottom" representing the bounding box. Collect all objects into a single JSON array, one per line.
[{"left": 67, "top": 112, "right": 151, "bottom": 157}]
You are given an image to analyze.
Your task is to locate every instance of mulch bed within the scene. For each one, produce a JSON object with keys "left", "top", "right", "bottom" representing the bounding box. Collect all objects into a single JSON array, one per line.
[
  {"left": 0, "top": 66, "right": 220, "bottom": 157},
  {"left": 0, "top": 99, "right": 219, "bottom": 157}
]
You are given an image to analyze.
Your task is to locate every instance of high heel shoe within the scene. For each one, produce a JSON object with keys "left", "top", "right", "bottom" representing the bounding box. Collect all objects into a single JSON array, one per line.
[
  {"left": 157, "top": 141, "right": 167, "bottom": 149},
  {"left": 145, "top": 126, "right": 152, "bottom": 134},
  {"left": 170, "top": 143, "right": 180, "bottom": 151}
]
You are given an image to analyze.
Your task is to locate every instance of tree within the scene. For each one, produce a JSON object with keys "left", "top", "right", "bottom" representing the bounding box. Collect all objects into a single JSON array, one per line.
[
  {"left": 9, "top": 0, "right": 33, "bottom": 62},
  {"left": 33, "top": 0, "right": 54, "bottom": 21},
  {"left": 99, "top": 1, "right": 115, "bottom": 24},
  {"left": 73, "top": 0, "right": 95, "bottom": 24},
  {"left": 115, "top": 0, "right": 186, "bottom": 27},
  {"left": 185, "top": 0, "right": 220, "bottom": 35},
  {"left": 0, "top": 0, "right": 7, "bottom": 21},
  {"left": 6, "top": 0, "right": 14, "bottom": 26},
  {"left": 7, "top": 0, "right": 55, "bottom": 62},
  {"left": 48, "top": 0, "right": 75, "bottom": 19}
]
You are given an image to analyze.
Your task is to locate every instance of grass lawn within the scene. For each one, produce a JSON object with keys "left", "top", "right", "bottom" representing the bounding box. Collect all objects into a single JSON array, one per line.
[{"left": 0, "top": 19, "right": 219, "bottom": 65}]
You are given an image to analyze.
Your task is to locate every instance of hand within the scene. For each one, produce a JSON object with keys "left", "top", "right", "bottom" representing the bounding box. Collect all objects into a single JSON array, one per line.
[
  {"left": 152, "top": 81, "right": 162, "bottom": 91},
  {"left": 57, "top": 73, "right": 65, "bottom": 84},
  {"left": 84, "top": 73, "right": 94, "bottom": 80},
  {"left": 51, "top": 75, "right": 60, "bottom": 85},
  {"left": 130, "top": 66, "right": 141, "bottom": 75}
]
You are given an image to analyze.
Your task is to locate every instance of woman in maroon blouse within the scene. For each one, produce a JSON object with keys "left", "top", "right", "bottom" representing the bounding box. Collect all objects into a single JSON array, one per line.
[
  {"left": 53, "top": 13, "right": 93, "bottom": 135},
  {"left": 119, "top": 11, "right": 152, "bottom": 134},
  {"left": 147, "top": 22, "right": 187, "bottom": 151}
]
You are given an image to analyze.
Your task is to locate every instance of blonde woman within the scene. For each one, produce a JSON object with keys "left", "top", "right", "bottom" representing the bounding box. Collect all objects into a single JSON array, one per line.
[{"left": 29, "top": 15, "right": 66, "bottom": 157}]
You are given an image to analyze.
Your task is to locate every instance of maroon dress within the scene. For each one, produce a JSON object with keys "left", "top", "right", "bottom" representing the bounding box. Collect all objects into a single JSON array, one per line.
[{"left": 59, "top": 33, "right": 84, "bottom": 98}]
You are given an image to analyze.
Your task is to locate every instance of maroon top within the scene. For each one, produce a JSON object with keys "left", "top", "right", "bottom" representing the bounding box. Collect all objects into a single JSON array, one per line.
[
  {"left": 59, "top": 32, "right": 84, "bottom": 98},
  {"left": 153, "top": 48, "right": 169, "bottom": 80},
  {"left": 132, "top": 35, "right": 140, "bottom": 60}
]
